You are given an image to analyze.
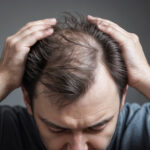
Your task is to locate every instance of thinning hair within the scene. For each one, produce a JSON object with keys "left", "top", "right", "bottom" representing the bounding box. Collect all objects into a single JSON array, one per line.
[{"left": 22, "top": 12, "right": 128, "bottom": 109}]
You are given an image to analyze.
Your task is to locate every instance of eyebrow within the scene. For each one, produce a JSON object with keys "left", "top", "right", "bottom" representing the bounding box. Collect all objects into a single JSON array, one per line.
[{"left": 38, "top": 115, "right": 114, "bottom": 130}]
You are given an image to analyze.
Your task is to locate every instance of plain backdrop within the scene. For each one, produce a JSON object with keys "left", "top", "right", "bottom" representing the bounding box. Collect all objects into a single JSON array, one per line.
[{"left": 0, "top": 0, "right": 150, "bottom": 107}]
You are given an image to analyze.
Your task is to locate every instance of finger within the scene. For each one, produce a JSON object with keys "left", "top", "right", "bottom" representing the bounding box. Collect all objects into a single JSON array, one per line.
[
  {"left": 97, "top": 23, "right": 129, "bottom": 47},
  {"left": 87, "top": 15, "right": 101, "bottom": 24},
  {"left": 16, "top": 28, "right": 54, "bottom": 52},
  {"left": 27, "top": 18, "right": 57, "bottom": 26},
  {"left": 15, "top": 18, "right": 57, "bottom": 36},
  {"left": 87, "top": 15, "right": 128, "bottom": 35},
  {"left": 87, "top": 15, "right": 116, "bottom": 27},
  {"left": 14, "top": 24, "right": 53, "bottom": 41}
]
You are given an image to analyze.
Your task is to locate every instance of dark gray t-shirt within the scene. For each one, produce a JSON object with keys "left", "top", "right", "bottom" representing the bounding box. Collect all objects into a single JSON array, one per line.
[{"left": 0, "top": 102, "right": 150, "bottom": 150}]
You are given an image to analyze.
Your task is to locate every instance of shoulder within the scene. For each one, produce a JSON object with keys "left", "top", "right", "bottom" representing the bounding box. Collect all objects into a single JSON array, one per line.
[
  {"left": 0, "top": 105, "right": 28, "bottom": 115},
  {"left": 0, "top": 105, "right": 44, "bottom": 149},
  {"left": 0, "top": 105, "right": 32, "bottom": 125},
  {"left": 113, "top": 102, "right": 150, "bottom": 150},
  {"left": 120, "top": 102, "right": 150, "bottom": 126},
  {"left": 0, "top": 105, "right": 35, "bottom": 135}
]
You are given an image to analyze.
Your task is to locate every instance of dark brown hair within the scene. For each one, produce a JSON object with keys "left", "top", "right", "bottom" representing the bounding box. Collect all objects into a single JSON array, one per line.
[{"left": 22, "top": 12, "right": 128, "bottom": 109}]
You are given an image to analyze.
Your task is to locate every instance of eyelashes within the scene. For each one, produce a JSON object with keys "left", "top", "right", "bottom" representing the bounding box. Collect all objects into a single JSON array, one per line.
[
  {"left": 85, "top": 124, "right": 106, "bottom": 133},
  {"left": 48, "top": 127, "right": 67, "bottom": 133},
  {"left": 48, "top": 124, "right": 106, "bottom": 134}
]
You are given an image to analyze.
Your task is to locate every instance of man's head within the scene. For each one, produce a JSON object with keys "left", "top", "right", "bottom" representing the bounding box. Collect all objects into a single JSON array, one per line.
[{"left": 22, "top": 13, "right": 128, "bottom": 150}]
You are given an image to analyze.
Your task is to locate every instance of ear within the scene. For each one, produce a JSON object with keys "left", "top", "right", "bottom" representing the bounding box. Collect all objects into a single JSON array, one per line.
[
  {"left": 120, "top": 84, "right": 128, "bottom": 111},
  {"left": 21, "top": 85, "right": 33, "bottom": 116}
]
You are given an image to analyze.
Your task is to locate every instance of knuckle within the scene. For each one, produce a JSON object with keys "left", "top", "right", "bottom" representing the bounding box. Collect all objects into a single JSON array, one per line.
[
  {"left": 6, "top": 36, "right": 12, "bottom": 43},
  {"left": 44, "top": 24, "right": 51, "bottom": 28},
  {"left": 105, "top": 26, "right": 112, "bottom": 33},
  {"left": 33, "top": 31, "right": 43, "bottom": 37},
  {"left": 28, "top": 25, "right": 49, "bottom": 32},
  {"left": 27, "top": 25, "right": 36, "bottom": 31},
  {"left": 14, "top": 42, "right": 21, "bottom": 50},
  {"left": 26, "top": 21, "right": 33, "bottom": 27},
  {"left": 28, "top": 25, "right": 46, "bottom": 31},
  {"left": 8, "top": 38, "right": 16, "bottom": 46},
  {"left": 97, "top": 20, "right": 102, "bottom": 26},
  {"left": 130, "top": 33, "right": 139, "bottom": 41},
  {"left": 103, "top": 19, "right": 110, "bottom": 23}
]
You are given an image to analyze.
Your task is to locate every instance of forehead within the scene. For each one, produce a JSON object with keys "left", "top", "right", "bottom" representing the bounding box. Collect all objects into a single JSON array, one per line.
[{"left": 34, "top": 64, "right": 120, "bottom": 128}]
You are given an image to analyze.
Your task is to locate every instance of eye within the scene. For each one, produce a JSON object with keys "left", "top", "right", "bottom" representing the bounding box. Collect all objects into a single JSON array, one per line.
[
  {"left": 48, "top": 127, "right": 67, "bottom": 133},
  {"left": 86, "top": 124, "right": 106, "bottom": 133}
]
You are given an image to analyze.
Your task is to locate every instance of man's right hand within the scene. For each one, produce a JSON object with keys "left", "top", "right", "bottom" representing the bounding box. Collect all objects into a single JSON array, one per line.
[{"left": 0, "top": 18, "right": 57, "bottom": 101}]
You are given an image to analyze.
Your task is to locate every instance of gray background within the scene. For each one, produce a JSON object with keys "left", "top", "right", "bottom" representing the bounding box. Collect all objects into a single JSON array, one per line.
[{"left": 0, "top": 0, "right": 150, "bottom": 107}]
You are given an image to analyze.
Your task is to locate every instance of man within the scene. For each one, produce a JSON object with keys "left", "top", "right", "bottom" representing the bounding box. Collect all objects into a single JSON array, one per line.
[{"left": 0, "top": 13, "right": 150, "bottom": 150}]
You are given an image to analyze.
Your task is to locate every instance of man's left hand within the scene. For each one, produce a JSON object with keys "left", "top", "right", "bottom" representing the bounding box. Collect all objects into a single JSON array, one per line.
[{"left": 87, "top": 15, "right": 150, "bottom": 90}]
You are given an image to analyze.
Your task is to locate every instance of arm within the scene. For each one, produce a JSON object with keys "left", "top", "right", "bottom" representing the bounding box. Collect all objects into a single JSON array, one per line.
[
  {"left": 0, "top": 72, "right": 10, "bottom": 101},
  {"left": 0, "top": 18, "right": 57, "bottom": 102},
  {"left": 87, "top": 15, "right": 150, "bottom": 100},
  {"left": 132, "top": 67, "right": 150, "bottom": 99}
]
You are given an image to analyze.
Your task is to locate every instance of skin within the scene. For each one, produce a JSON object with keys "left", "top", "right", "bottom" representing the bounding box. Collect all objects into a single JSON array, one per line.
[
  {"left": 24, "top": 64, "right": 127, "bottom": 150},
  {"left": 87, "top": 15, "right": 150, "bottom": 99},
  {"left": 0, "top": 18, "right": 57, "bottom": 100},
  {"left": 0, "top": 15, "right": 150, "bottom": 150}
]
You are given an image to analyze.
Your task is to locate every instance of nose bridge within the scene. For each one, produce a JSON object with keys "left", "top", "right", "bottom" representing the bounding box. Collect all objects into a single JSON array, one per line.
[{"left": 67, "top": 131, "right": 88, "bottom": 150}]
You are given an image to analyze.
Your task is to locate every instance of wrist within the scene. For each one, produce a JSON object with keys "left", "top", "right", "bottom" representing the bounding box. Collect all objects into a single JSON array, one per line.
[
  {"left": 0, "top": 71, "right": 14, "bottom": 101},
  {"left": 132, "top": 66, "right": 150, "bottom": 99}
]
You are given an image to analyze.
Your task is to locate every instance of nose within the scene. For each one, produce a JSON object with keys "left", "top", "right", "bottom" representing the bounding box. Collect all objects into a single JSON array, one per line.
[{"left": 66, "top": 132, "right": 88, "bottom": 150}]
